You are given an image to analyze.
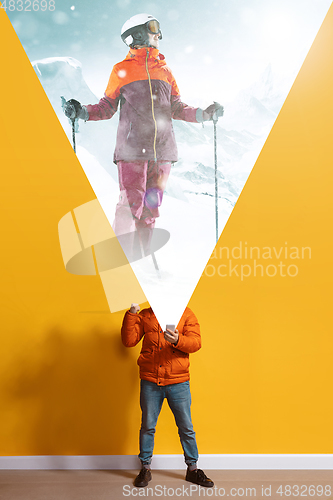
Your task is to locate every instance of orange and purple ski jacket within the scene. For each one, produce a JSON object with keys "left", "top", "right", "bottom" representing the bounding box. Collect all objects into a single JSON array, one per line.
[
  {"left": 121, "top": 307, "right": 201, "bottom": 386},
  {"left": 86, "top": 47, "right": 201, "bottom": 163}
]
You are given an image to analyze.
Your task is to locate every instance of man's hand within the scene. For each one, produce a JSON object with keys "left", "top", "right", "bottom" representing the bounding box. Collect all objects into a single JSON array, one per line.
[
  {"left": 164, "top": 328, "right": 179, "bottom": 345},
  {"left": 130, "top": 303, "right": 140, "bottom": 314}
]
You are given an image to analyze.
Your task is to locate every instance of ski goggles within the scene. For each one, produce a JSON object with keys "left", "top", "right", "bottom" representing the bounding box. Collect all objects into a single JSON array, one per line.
[{"left": 146, "top": 19, "right": 162, "bottom": 36}]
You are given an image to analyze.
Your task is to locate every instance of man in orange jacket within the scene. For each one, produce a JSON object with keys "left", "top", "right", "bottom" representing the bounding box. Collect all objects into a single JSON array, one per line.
[{"left": 121, "top": 304, "right": 214, "bottom": 488}]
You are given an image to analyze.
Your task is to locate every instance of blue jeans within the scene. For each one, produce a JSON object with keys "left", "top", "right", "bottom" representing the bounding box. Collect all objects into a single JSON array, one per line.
[{"left": 139, "top": 379, "right": 198, "bottom": 466}]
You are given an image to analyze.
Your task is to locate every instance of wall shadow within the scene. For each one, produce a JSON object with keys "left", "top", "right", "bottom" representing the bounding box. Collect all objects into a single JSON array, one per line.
[{"left": 4, "top": 316, "right": 142, "bottom": 458}]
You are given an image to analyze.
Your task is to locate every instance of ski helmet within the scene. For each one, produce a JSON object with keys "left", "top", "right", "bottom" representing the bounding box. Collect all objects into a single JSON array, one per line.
[{"left": 121, "top": 13, "right": 162, "bottom": 48}]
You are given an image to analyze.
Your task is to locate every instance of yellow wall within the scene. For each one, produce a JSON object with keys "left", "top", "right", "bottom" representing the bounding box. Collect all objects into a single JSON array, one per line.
[{"left": 0, "top": 6, "right": 333, "bottom": 456}]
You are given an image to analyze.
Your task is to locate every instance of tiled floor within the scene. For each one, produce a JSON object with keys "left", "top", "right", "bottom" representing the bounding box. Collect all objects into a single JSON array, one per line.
[{"left": 0, "top": 470, "right": 332, "bottom": 499}]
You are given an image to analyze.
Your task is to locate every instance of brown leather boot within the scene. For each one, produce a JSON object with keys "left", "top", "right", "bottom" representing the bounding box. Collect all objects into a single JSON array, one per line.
[
  {"left": 134, "top": 467, "right": 152, "bottom": 487},
  {"left": 186, "top": 468, "right": 214, "bottom": 487}
]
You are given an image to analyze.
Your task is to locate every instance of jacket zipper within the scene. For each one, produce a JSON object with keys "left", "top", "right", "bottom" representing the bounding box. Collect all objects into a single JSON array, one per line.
[{"left": 145, "top": 49, "right": 157, "bottom": 162}]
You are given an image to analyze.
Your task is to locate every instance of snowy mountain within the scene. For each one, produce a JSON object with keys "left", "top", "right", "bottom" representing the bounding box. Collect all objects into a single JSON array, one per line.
[
  {"left": 222, "top": 64, "right": 287, "bottom": 134},
  {"left": 32, "top": 56, "right": 284, "bottom": 327},
  {"left": 33, "top": 57, "right": 98, "bottom": 105},
  {"left": 247, "top": 64, "right": 290, "bottom": 114},
  {"left": 32, "top": 56, "right": 119, "bottom": 182}
]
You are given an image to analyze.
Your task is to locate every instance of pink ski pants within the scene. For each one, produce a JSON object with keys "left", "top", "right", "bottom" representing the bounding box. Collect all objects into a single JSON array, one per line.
[{"left": 113, "top": 160, "right": 171, "bottom": 236}]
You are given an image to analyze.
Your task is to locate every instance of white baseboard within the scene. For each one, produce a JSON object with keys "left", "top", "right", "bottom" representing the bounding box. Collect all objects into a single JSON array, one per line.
[{"left": 0, "top": 455, "right": 333, "bottom": 470}]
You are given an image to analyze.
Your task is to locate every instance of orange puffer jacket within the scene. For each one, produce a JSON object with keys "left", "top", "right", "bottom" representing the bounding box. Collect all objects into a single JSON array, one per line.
[{"left": 121, "top": 307, "right": 201, "bottom": 386}]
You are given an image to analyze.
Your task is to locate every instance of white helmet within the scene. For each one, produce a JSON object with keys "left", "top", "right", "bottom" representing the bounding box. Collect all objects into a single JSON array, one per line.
[{"left": 121, "top": 13, "right": 162, "bottom": 47}]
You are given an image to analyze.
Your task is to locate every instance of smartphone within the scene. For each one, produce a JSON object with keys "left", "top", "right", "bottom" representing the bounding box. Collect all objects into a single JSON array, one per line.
[{"left": 166, "top": 324, "right": 175, "bottom": 332}]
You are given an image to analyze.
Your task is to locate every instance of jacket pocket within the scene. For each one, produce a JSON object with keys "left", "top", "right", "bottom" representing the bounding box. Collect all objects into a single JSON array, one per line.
[
  {"left": 137, "top": 348, "right": 154, "bottom": 373},
  {"left": 171, "top": 349, "right": 189, "bottom": 374}
]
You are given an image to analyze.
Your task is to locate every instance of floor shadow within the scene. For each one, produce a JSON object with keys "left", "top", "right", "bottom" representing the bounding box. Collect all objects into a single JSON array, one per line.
[
  {"left": 99, "top": 470, "right": 135, "bottom": 479},
  {"left": 155, "top": 470, "right": 185, "bottom": 480}
]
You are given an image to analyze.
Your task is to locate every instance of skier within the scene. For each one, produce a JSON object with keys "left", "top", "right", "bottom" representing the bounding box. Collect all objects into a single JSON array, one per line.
[
  {"left": 121, "top": 303, "right": 214, "bottom": 488},
  {"left": 63, "top": 13, "right": 223, "bottom": 258}
]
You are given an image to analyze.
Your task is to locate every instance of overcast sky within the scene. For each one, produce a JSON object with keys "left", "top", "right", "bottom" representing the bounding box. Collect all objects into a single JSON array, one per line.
[{"left": 8, "top": 0, "right": 332, "bottom": 106}]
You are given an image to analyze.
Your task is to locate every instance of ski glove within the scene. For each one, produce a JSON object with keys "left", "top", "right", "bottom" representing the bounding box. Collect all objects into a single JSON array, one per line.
[
  {"left": 63, "top": 99, "right": 89, "bottom": 121},
  {"left": 202, "top": 102, "right": 224, "bottom": 121}
]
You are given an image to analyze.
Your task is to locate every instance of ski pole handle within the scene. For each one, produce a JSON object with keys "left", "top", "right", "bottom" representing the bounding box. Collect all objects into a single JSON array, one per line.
[{"left": 213, "top": 101, "right": 224, "bottom": 123}]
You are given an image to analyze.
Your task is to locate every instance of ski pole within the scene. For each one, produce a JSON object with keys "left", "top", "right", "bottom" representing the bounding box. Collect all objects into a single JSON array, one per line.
[
  {"left": 71, "top": 118, "right": 76, "bottom": 154},
  {"left": 61, "top": 96, "right": 77, "bottom": 154},
  {"left": 212, "top": 101, "right": 224, "bottom": 245},
  {"left": 213, "top": 111, "right": 218, "bottom": 245}
]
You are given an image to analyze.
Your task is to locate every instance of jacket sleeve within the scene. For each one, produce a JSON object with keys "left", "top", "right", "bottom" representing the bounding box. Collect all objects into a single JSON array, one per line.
[
  {"left": 121, "top": 310, "right": 145, "bottom": 347},
  {"left": 174, "top": 309, "right": 201, "bottom": 354},
  {"left": 85, "top": 65, "right": 121, "bottom": 121},
  {"left": 170, "top": 72, "right": 201, "bottom": 123}
]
